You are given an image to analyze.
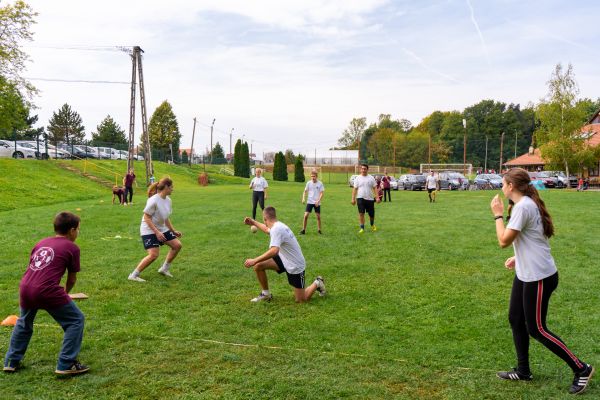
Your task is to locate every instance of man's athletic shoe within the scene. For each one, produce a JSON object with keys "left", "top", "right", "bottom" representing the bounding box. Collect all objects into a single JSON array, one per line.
[
  {"left": 250, "top": 293, "right": 273, "bottom": 303},
  {"left": 318, "top": 230, "right": 322, "bottom": 234},
  {"left": 569, "top": 364, "right": 594, "bottom": 395},
  {"left": 358, "top": 228, "right": 364, "bottom": 234},
  {"left": 496, "top": 368, "right": 533, "bottom": 381},
  {"left": 299, "top": 230, "right": 305, "bottom": 235},
  {"left": 158, "top": 267, "right": 173, "bottom": 278},
  {"left": 128, "top": 274, "right": 146, "bottom": 282},
  {"left": 315, "top": 276, "right": 327, "bottom": 297},
  {"left": 3, "top": 360, "right": 21, "bottom": 373},
  {"left": 55, "top": 361, "right": 89, "bottom": 376},
  {"left": 371, "top": 225, "right": 377, "bottom": 232}
]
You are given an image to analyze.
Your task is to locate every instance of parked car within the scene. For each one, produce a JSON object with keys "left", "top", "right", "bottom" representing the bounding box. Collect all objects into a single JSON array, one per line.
[
  {"left": 96, "top": 147, "right": 119, "bottom": 159},
  {"left": 528, "top": 171, "right": 556, "bottom": 188},
  {"left": 398, "top": 174, "right": 426, "bottom": 191},
  {"left": 58, "top": 144, "right": 97, "bottom": 159},
  {"left": 20, "top": 141, "right": 71, "bottom": 159},
  {"left": 544, "top": 171, "right": 578, "bottom": 188},
  {"left": 473, "top": 174, "right": 503, "bottom": 189},
  {"left": 438, "top": 171, "right": 469, "bottom": 190},
  {"left": 0, "top": 140, "right": 38, "bottom": 159},
  {"left": 389, "top": 176, "right": 398, "bottom": 190}
]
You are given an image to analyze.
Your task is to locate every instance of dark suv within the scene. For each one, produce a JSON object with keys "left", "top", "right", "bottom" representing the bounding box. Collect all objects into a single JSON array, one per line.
[
  {"left": 398, "top": 174, "right": 426, "bottom": 190},
  {"left": 438, "top": 171, "right": 469, "bottom": 190}
]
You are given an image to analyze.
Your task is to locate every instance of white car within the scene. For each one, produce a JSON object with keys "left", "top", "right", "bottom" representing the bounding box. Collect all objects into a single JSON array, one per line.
[
  {"left": 96, "top": 147, "right": 119, "bottom": 159},
  {"left": 0, "top": 140, "right": 38, "bottom": 159},
  {"left": 19, "top": 141, "right": 71, "bottom": 159}
]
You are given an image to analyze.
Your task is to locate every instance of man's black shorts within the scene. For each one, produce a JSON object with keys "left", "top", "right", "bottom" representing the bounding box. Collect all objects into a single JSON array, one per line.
[
  {"left": 141, "top": 230, "right": 178, "bottom": 249},
  {"left": 356, "top": 198, "right": 375, "bottom": 215},
  {"left": 305, "top": 203, "right": 321, "bottom": 213},
  {"left": 273, "top": 255, "right": 305, "bottom": 289},
  {"left": 427, "top": 188, "right": 436, "bottom": 193}
]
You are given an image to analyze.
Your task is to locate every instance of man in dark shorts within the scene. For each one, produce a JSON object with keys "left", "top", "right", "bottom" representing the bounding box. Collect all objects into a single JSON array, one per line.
[
  {"left": 351, "top": 164, "right": 380, "bottom": 233},
  {"left": 4, "top": 212, "right": 89, "bottom": 376},
  {"left": 243, "top": 207, "right": 326, "bottom": 303}
]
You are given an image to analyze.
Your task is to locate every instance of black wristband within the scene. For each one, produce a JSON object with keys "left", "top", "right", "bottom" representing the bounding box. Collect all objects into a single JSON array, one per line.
[{"left": 494, "top": 215, "right": 503, "bottom": 220}]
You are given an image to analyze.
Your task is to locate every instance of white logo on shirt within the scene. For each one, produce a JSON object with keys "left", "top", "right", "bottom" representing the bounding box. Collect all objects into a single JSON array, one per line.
[{"left": 29, "top": 247, "right": 55, "bottom": 271}]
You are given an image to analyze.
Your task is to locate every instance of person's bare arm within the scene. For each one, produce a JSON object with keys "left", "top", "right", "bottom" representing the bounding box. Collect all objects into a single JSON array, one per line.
[{"left": 65, "top": 272, "right": 77, "bottom": 293}]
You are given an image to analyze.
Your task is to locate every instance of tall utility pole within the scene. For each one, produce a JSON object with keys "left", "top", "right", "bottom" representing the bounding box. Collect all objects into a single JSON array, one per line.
[
  {"left": 428, "top": 133, "right": 432, "bottom": 164},
  {"left": 229, "top": 128, "right": 234, "bottom": 160},
  {"left": 484, "top": 136, "right": 489, "bottom": 172},
  {"left": 499, "top": 131, "right": 505, "bottom": 172},
  {"left": 209, "top": 118, "right": 215, "bottom": 164},
  {"left": 462, "top": 118, "right": 467, "bottom": 175},
  {"left": 514, "top": 130, "right": 518, "bottom": 159},
  {"left": 189, "top": 117, "right": 197, "bottom": 167},
  {"left": 124, "top": 46, "right": 152, "bottom": 184}
]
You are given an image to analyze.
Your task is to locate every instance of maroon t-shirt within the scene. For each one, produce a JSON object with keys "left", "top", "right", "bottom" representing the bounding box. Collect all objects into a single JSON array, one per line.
[
  {"left": 124, "top": 173, "right": 136, "bottom": 187},
  {"left": 19, "top": 237, "right": 81, "bottom": 310}
]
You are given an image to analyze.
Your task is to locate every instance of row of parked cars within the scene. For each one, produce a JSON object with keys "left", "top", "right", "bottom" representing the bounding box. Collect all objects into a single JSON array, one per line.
[
  {"left": 347, "top": 170, "right": 579, "bottom": 191},
  {"left": 0, "top": 140, "right": 144, "bottom": 160}
]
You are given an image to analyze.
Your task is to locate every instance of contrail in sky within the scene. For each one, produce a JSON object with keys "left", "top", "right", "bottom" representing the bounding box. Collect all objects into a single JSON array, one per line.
[
  {"left": 402, "top": 48, "right": 461, "bottom": 84},
  {"left": 466, "top": 0, "right": 491, "bottom": 66}
]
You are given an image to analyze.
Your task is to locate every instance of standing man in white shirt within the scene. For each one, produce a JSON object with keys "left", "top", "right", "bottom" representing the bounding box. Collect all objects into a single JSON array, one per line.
[
  {"left": 243, "top": 207, "right": 326, "bottom": 303},
  {"left": 351, "top": 164, "right": 380, "bottom": 234},
  {"left": 249, "top": 168, "right": 269, "bottom": 220},
  {"left": 426, "top": 171, "right": 439, "bottom": 203},
  {"left": 300, "top": 170, "right": 324, "bottom": 235}
]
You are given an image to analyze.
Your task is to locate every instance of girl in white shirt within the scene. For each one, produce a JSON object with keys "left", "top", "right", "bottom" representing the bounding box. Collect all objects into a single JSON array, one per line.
[{"left": 490, "top": 168, "right": 593, "bottom": 395}]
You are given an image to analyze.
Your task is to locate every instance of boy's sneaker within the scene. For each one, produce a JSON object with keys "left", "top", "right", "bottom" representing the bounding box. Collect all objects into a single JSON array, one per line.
[
  {"left": 569, "top": 364, "right": 594, "bottom": 395},
  {"left": 55, "top": 361, "right": 89, "bottom": 376},
  {"left": 371, "top": 225, "right": 377, "bottom": 232},
  {"left": 250, "top": 293, "right": 273, "bottom": 303},
  {"left": 496, "top": 368, "right": 533, "bottom": 381},
  {"left": 3, "top": 360, "right": 21, "bottom": 373},
  {"left": 299, "top": 230, "right": 305, "bottom": 235},
  {"left": 358, "top": 228, "right": 364, "bottom": 234},
  {"left": 158, "top": 267, "right": 173, "bottom": 278},
  {"left": 315, "top": 276, "right": 327, "bottom": 297},
  {"left": 128, "top": 274, "right": 146, "bottom": 282}
]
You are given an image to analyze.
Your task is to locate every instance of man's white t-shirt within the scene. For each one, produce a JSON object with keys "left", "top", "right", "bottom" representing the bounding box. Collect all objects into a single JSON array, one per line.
[
  {"left": 250, "top": 177, "right": 268, "bottom": 191},
  {"left": 140, "top": 194, "right": 172, "bottom": 235},
  {"left": 506, "top": 196, "right": 557, "bottom": 282},
  {"left": 269, "top": 221, "right": 305, "bottom": 274},
  {"left": 353, "top": 174, "right": 376, "bottom": 200},
  {"left": 305, "top": 180, "right": 324, "bottom": 204},
  {"left": 426, "top": 175, "right": 438, "bottom": 189}
]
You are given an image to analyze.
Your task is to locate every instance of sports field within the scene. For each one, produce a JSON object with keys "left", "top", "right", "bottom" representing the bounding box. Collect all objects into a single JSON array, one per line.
[{"left": 0, "top": 159, "right": 599, "bottom": 399}]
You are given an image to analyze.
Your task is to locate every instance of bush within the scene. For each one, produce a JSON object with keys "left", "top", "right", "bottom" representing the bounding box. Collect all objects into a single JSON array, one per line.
[{"left": 294, "top": 158, "right": 305, "bottom": 182}]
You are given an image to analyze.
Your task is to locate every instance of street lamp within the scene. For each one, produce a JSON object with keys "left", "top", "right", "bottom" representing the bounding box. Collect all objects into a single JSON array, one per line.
[
  {"left": 462, "top": 118, "right": 467, "bottom": 175},
  {"left": 229, "top": 128, "right": 234, "bottom": 161}
]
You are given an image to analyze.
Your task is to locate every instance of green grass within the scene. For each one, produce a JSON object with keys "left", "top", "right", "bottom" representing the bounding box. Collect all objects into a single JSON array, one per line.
[{"left": 1, "top": 159, "right": 599, "bottom": 399}]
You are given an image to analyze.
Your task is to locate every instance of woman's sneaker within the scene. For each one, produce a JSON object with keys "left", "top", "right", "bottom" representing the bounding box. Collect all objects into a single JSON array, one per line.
[
  {"left": 569, "top": 364, "right": 594, "bottom": 395},
  {"left": 497, "top": 368, "right": 533, "bottom": 381},
  {"left": 55, "top": 361, "right": 89, "bottom": 376},
  {"left": 250, "top": 293, "right": 272, "bottom": 303}
]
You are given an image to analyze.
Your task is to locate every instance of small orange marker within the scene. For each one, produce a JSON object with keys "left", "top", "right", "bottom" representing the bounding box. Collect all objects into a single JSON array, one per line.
[{"left": 1, "top": 315, "right": 18, "bottom": 326}]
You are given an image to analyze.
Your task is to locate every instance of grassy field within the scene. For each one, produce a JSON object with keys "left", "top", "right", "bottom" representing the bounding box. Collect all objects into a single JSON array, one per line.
[{"left": 1, "top": 159, "right": 599, "bottom": 399}]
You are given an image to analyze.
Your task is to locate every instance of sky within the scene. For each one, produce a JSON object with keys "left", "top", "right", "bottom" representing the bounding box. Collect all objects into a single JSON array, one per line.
[{"left": 22, "top": 0, "right": 600, "bottom": 158}]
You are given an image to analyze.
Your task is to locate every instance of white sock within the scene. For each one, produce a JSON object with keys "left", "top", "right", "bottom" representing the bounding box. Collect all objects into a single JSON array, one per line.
[
  {"left": 130, "top": 269, "right": 140, "bottom": 277},
  {"left": 262, "top": 290, "right": 270, "bottom": 296},
  {"left": 161, "top": 262, "right": 171, "bottom": 271}
]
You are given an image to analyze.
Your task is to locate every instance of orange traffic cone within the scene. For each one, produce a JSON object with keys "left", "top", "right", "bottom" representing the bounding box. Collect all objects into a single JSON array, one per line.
[{"left": 1, "top": 315, "right": 18, "bottom": 326}]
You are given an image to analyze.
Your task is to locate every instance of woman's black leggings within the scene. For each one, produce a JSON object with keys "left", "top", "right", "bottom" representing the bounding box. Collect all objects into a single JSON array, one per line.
[
  {"left": 508, "top": 272, "right": 585, "bottom": 374},
  {"left": 252, "top": 191, "right": 265, "bottom": 219},
  {"left": 383, "top": 188, "right": 391, "bottom": 202},
  {"left": 125, "top": 186, "right": 133, "bottom": 203}
]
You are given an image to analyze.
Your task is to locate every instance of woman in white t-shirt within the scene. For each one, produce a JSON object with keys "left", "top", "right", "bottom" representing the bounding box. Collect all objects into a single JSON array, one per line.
[
  {"left": 249, "top": 168, "right": 269, "bottom": 220},
  {"left": 490, "top": 168, "right": 593, "bottom": 395},
  {"left": 128, "top": 177, "right": 183, "bottom": 282}
]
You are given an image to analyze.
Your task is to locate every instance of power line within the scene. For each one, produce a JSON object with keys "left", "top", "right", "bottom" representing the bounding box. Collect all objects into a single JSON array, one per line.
[{"left": 27, "top": 77, "right": 129, "bottom": 84}]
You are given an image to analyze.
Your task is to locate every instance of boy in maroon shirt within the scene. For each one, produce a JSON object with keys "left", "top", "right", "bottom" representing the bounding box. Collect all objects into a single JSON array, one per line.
[
  {"left": 123, "top": 168, "right": 136, "bottom": 205},
  {"left": 3, "top": 212, "right": 89, "bottom": 375}
]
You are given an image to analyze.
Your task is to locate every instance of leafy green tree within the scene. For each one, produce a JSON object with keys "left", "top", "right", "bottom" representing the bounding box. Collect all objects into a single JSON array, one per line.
[
  {"left": 242, "top": 141, "right": 251, "bottom": 177},
  {"left": 47, "top": 103, "right": 85, "bottom": 145},
  {"left": 148, "top": 100, "right": 181, "bottom": 162},
  {"left": 211, "top": 142, "right": 225, "bottom": 163},
  {"left": 367, "top": 128, "right": 396, "bottom": 165},
  {"left": 91, "top": 115, "right": 126, "bottom": 145},
  {"left": 337, "top": 117, "right": 366, "bottom": 149},
  {"left": 234, "top": 139, "right": 242, "bottom": 176},
  {"left": 536, "top": 63, "right": 591, "bottom": 177},
  {"left": 0, "top": 75, "right": 28, "bottom": 137},
  {"left": 0, "top": 0, "right": 37, "bottom": 99},
  {"left": 181, "top": 150, "right": 188, "bottom": 164},
  {"left": 294, "top": 157, "right": 305, "bottom": 182},
  {"left": 284, "top": 149, "right": 296, "bottom": 164}
]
